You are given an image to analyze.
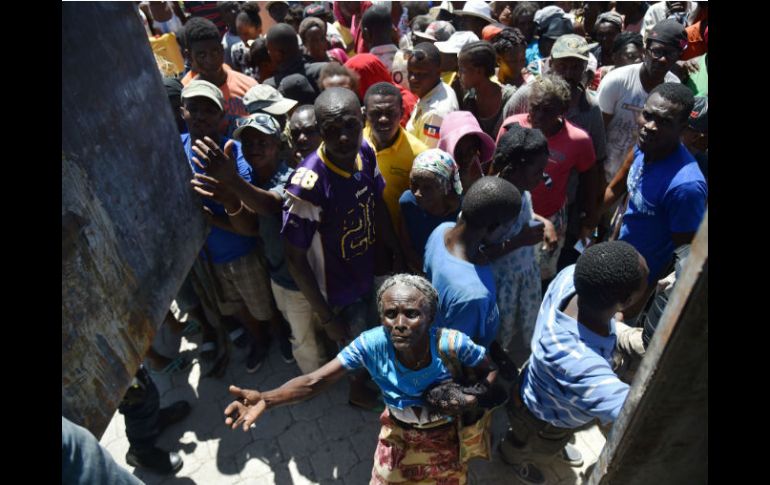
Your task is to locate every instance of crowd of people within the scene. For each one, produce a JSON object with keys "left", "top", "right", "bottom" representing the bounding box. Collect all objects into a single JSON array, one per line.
[{"left": 64, "top": 2, "right": 708, "bottom": 484}]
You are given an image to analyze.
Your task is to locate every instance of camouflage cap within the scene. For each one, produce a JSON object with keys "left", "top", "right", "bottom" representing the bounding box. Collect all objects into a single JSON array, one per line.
[{"left": 551, "top": 34, "right": 599, "bottom": 61}]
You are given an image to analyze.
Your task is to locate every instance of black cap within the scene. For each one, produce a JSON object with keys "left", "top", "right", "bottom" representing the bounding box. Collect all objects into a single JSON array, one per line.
[
  {"left": 647, "top": 19, "right": 687, "bottom": 50},
  {"left": 540, "top": 16, "right": 574, "bottom": 40},
  {"left": 279, "top": 74, "right": 317, "bottom": 106},
  {"left": 163, "top": 77, "right": 183, "bottom": 102},
  {"left": 304, "top": 3, "right": 330, "bottom": 19}
]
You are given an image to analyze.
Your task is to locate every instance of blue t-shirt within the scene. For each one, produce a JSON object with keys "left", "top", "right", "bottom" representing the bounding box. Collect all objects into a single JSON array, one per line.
[
  {"left": 619, "top": 144, "right": 707, "bottom": 282},
  {"left": 423, "top": 222, "right": 500, "bottom": 348},
  {"left": 399, "top": 190, "right": 461, "bottom": 260},
  {"left": 522, "top": 265, "right": 629, "bottom": 428},
  {"left": 257, "top": 161, "right": 298, "bottom": 291},
  {"left": 337, "top": 326, "right": 486, "bottom": 410},
  {"left": 182, "top": 133, "right": 258, "bottom": 264}
]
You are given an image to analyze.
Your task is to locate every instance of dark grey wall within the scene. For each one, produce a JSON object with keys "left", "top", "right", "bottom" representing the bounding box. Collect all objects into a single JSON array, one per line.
[
  {"left": 589, "top": 214, "right": 708, "bottom": 485},
  {"left": 62, "top": 2, "right": 207, "bottom": 438}
]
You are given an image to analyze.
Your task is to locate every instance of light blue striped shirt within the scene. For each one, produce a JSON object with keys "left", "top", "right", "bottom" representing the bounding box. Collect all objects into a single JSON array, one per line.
[{"left": 521, "top": 265, "right": 630, "bottom": 427}]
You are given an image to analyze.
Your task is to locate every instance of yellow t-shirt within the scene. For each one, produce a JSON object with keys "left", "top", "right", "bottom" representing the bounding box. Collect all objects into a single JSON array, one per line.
[
  {"left": 441, "top": 71, "right": 457, "bottom": 86},
  {"left": 364, "top": 126, "right": 428, "bottom": 235}
]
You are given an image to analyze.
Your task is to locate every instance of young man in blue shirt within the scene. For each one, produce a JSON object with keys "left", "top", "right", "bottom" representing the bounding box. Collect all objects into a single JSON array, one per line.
[
  {"left": 500, "top": 241, "right": 649, "bottom": 484},
  {"left": 182, "top": 80, "right": 279, "bottom": 373},
  {"left": 601, "top": 82, "right": 706, "bottom": 320}
]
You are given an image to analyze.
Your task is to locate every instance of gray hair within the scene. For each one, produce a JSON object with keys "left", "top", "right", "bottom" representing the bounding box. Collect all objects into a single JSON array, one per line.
[
  {"left": 528, "top": 73, "right": 571, "bottom": 112},
  {"left": 376, "top": 273, "right": 438, "bottom": 322}
]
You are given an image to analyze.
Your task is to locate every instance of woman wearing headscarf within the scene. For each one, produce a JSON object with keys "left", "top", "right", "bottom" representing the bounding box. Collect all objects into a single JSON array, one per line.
[{"left": 398, "top": 149, "right": 463, "bottom": 273}]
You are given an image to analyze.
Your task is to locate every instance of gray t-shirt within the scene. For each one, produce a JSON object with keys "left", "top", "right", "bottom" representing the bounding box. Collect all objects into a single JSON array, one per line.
[{"left": 464, "top": 84, "right": 517, "bottom": 139}]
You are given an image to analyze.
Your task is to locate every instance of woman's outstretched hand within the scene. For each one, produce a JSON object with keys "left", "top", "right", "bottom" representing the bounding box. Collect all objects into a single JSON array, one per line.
[{"left": 224, "top": 385, "right": 268, "bottom": 431}]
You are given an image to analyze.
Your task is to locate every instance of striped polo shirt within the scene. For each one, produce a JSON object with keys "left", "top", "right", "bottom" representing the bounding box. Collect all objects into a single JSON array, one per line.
[{"left": 520, "top": 265, "right": 630, "bottom": 428}]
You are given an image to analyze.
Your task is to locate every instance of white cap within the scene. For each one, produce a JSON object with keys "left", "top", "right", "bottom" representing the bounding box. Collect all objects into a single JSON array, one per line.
[
  {"left": 455, "top": 0, "right": 494, "bottom": 24},
  {"left": 435, "top": 31, "right": 480, "bottom": 54}
]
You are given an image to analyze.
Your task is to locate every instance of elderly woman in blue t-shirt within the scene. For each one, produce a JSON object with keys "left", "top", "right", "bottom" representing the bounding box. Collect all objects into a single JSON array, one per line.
[{"left": 225, "top": 273, "right": 498, "bottom": 483}]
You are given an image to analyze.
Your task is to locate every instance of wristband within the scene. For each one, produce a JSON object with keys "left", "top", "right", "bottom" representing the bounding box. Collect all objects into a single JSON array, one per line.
[{"left": 225, "top": 201, "right": 243, "bottom": 216}]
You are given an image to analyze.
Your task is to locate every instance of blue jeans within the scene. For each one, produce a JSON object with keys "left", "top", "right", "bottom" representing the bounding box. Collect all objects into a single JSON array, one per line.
[
  {"left": 118, "top": 366, "right": 161, "bottom": 452},
  {"left": 62, "top": 416, "right": 143, "bottom": 485}
]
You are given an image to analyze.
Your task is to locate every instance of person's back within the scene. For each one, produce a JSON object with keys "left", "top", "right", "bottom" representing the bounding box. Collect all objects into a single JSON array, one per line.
[
  {"left": 486, "top": 125, "right": 551, "bottom": 367},
  {"left": 361, "top": 4, "right": 400, "bottom": 72},
  {"left": 424, "top": 221, "right": 499, "bottom": 347},
  {"left": 522, "top": 265, "right": 629, "bottom": 427},
  {"left": 500, "top": 241, "right": 649, "bottom": 483},
  {"left": 184, "top": 1, "right": 226, "bottom": 35},
  {"left": 423, "top": 177, "right": 523, "bottom": 349}
]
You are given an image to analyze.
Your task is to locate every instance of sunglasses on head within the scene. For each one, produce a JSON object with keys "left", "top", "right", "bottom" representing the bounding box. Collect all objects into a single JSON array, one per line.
[{"left": 237, "top": 113, "right": 277, "bottom": 128}]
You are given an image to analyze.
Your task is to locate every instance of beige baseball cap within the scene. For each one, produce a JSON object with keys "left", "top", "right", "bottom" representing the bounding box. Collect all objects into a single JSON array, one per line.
[{"left": 181, "top": 79, "right": 224, "bottom": 111}]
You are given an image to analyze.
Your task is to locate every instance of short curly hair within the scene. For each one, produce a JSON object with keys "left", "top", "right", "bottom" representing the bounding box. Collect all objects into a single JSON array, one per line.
[
  {"left": 649, "top": 82, "right": 695, "bottom": 123},
  {"left": 377, "top": 274, "right": 438, "bottom": 322},
  {"left": 528, "top": 74, "right": 571, "bottom": 112},
  {"left": 299, "top": 16, "right": 326, "bottom": 40},
  {"left": 461, "top": 176, "right": 522, "bottom": 230},
  {"left": 319, "top": 63, "right": 359, "bottom": 94},
  {"left": 574, "top": 241, "right": 646, "bottom": 310},
  {"left": 184, "top": 17, "right": 220, "bottom": 47},
  {"left": 612, "top": 31, "right": 643, "bottom": 55}
]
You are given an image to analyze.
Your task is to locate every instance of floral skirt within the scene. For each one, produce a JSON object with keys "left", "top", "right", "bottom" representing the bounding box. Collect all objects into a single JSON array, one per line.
[{"left": 370, "top": 410, "right": 467, "bottom": 485}]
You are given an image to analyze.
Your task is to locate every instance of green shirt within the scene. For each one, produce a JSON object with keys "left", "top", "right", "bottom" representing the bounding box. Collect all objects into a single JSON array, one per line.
[{"left": 686, "top": 53, "right": 708, "bottom": 97}]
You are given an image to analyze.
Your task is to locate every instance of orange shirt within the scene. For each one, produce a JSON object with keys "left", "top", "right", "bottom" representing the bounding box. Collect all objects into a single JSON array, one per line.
[{"left": 681, "top": 21, "right": 707, "bottom": 61}]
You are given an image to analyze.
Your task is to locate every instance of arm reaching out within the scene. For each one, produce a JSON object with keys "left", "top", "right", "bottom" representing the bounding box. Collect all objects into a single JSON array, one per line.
[{"left": 224, "top": 357, "right": 349, "bottom": 431}]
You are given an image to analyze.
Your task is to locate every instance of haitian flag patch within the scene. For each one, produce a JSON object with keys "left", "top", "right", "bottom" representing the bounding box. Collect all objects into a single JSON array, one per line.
[{"left": 423, "top": 123, "right": 441, "bottom": 139}]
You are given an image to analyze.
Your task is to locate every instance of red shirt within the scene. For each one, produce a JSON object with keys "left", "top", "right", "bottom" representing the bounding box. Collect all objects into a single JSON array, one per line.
[{"left": 497, "top": 114, "right": 596, "bottom": 217}]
